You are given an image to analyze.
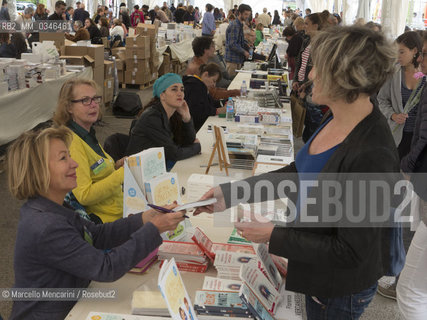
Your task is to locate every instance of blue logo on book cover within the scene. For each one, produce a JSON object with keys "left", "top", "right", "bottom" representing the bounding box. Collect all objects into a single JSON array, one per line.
[
  {"left": 171, "top": 177, "right": 175, "bottom": 185},
  {"left": 173, "top": 265, "right": 177, "bottom": 275},
  {"left": 128, "top": 188, "right": 136, "bottom": 197}
]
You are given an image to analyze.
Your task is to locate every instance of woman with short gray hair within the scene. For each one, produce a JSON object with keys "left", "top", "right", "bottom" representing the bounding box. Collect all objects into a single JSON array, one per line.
[{"left": 195, "top": 26, "right": 400, "bottom": 319}]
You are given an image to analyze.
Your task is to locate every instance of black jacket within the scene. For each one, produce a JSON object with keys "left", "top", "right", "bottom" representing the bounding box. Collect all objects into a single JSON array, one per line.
[
  {"left": 48, "top": 12, "right": 65, "bottom": 20},
  {"left": 0, "top": 42, "right": 16, "bottom": 58},
  {"left": 286, "top": 31, "right": 304, "bottom": 58},
  {"left": 402, "top": 87, "right": 427, "bottom": 173},
  {"left": 87, "top": 25, "right": 102, "bottom": 44},
  {"left": 293, "top": 34, "right": 311, "bottom": 82},
  {"left": 174, "top": 8, "right": 186, "bottom": 23},
  {"left": 121, "top": 12, "right": 131, "bottom": 29},
  {"left": 221, "top": 104, "right": 402, "bottom": 297},
  {"left": 126, "top": 101, "right": 201, "bottom": 162},
  {"left": 73, "top": 8, "right": 89, "bottom": 24},
  {"left": 183, "top": 75, "right": 220, "bottom": 132}
]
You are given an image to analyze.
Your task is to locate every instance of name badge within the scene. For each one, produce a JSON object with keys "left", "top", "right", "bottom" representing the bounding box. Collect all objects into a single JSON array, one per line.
[{"left": 90, "top": 158, "right": 107, "bottom": 175}]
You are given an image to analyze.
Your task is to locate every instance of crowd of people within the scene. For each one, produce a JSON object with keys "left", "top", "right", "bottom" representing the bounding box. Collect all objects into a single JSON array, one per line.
[{"left": 2, "top": 2, "right": 427, "bottom": 320}]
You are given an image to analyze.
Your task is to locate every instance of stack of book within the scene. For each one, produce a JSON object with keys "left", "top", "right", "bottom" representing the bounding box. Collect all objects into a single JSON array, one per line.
[
  {"left": 214, "top": 251, "right": 257, "bottom": 280},
  {"left": 225, "top": 133, "right": 258, "bottom": 170},
  {"left": 158, "top": 240, "right": 208, "bottom": 273},
  {"left": 194, "top": 290, "right": 254, "bottom": 319},
  {"left": 202, "top": 276, "right": 242, "bottom": 293},
  {"left": 192, "top": 227, "right": 255, "bottom": 262}
]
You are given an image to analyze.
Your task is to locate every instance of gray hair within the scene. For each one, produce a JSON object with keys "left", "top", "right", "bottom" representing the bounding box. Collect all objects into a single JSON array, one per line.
[
  {"left": 311, "top": 26, "right": 396, "bottom": 103},
  {"left": 24, "top": 7, "right": 34, "bottom": 15},
  {"left": 74, "top": 20, "right": 83, "bottom": 28}
]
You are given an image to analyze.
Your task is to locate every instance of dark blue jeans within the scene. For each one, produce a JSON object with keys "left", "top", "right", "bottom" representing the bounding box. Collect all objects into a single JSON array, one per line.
[{"left": 305, "top": 282, "right": 377, "bottom": 320}]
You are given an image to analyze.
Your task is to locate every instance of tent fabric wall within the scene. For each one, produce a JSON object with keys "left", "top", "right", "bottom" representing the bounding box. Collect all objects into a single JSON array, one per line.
[
  {"left": 382, "top": 0, "right": 410, "bottom": 38},
  {"left": 356, "top": 0, "right": 371, "bottom": 21}
]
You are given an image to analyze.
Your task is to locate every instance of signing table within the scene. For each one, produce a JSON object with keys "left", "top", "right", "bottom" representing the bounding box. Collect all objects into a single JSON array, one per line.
[
  {"left": 66, "top": 69, "right": 293, "bottom": 319},
  {"left": 0, "top": 67, "right": 92, "bottom": 145}
]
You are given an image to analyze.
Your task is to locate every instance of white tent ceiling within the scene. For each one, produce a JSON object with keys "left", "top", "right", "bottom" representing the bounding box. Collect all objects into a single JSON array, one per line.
[{"left": 35, "top": 0, "right": 410, "bottom": 38}]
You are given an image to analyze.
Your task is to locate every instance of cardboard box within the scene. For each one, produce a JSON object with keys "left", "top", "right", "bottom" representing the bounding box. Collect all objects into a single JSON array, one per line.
[
  {"left": 63, "top": 44, "right": 104, "bottom": 67},
  {"left": 118, "top": 69, "right": 124, "bottom": 83},
  {"left": 125, "top": 70, "right": 150, "bottom": 84},
  {"left": 40, "top": 32, "right": 65, "bottom": 50},
  {"left": 103, "top": 78, "right": 114, "bottom": 103},
  {"left": 104, "top": 60, "right": 114, "bottom": 78},
  {"left": 125, "top": 58, "right": 149, "bottom": 72},
  {"left": 86, "top": 45, "right": 104, "bottom": 67},
  {"left": 60, "top": 55, "right": 94, "bottom": 66},
  {"left": 111, "top": 47, "right": 126, "bottom": 60},
  {"left": 149, "top": 53, "right": 160, "bottom": 73},
  {"left": 63, "top": 45, "right": 88, "bottom": 57},
  {"left": 125, "top": 47, "right": 150, "bottom": 60},
  {"left": 93, "top": 65, "right": 104, "bottom": 88},
  {"left": 135, "top": 23, "right": 157, "bottom": 38},
  {"left": 158, "top": 53, "right": 171, "bottom": 76},
  {"left": 126, "top": 35, "right": 150, "bottom": 49},
  {"left": 116, "top": 58, "right": 124, "bottom": 70}
]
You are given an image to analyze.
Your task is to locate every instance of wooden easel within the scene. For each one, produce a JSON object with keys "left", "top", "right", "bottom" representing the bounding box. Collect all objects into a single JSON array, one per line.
[{"left": 205, "top": 126, "right": 229, "bottom": 175}]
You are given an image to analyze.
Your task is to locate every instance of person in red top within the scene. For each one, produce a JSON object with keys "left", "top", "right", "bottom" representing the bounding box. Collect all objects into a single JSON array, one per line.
[{"left": 130, "top": 4, "right": 144, "bottom": 27}]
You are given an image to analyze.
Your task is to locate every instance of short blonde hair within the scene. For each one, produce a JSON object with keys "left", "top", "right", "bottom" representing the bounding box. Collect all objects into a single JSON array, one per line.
[
  {"left": 53, "top": 79, "right": 102, "bottom": 126},
  {"left": 294, "top": 17, "right": 304, "bottom": 29},
  {"left": 8, "top": 126, "right": 73, "bottom": 200},
  {"left": 311, "top": 26, "right": 396, "bottom": 103}
]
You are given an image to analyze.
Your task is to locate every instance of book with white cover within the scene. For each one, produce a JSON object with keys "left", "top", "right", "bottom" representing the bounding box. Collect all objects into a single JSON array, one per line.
[
  {"left": 202, "top": 276, "right": 242, "bottom": 292},
  {"left": 158, "top": 258, "right": 198, "bottom": 320},
  {"left": 131, "top": 290, "right": 169, "bottom": 316},
  {"left": 239, "top": 283, "right": 276, "bottom": 320},
  {"left": 214, "top": 251, "right": 257, "bottom": 280},
  {"left": 144, "top": 172, "right": 181, "bottom": 205},
  {"left": 127, "top": 147, "right": 166, "bottom": 194},
  {"left": 123, "top": 147, "right": 166, "bottom": 217},
  {"left": 274, "top": 285, "right": 303, "bottom": 320},
  {"left": 239, "top": 261, "right": 280, "bottom": 313},
  {"left": 253, "top": 243, "right": 282, "bottom": 290},
  {"left": 123, "top": 161, "right": 148, "bottom": 218}
]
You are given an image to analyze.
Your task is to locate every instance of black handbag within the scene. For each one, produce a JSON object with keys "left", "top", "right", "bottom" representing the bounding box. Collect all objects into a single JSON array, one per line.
[{"left": 112, "top": 92, "right": 142, "bottom": 118}]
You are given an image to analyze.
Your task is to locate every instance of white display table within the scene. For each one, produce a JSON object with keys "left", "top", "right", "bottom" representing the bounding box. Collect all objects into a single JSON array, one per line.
[
  {"left": 66, "top": 71, "right": 293, "bottom": 319},
  {"left": 0, "top": 67, "right": 93, "bottom": 145}
]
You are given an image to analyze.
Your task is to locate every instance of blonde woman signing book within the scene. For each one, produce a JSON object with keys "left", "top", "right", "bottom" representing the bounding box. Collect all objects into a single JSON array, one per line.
[
  {"left": 7, "top": 126, "right": 185, "bottom": 320},
  {"left": 378, "top": 31, "right": 426, "bottom": 160}
]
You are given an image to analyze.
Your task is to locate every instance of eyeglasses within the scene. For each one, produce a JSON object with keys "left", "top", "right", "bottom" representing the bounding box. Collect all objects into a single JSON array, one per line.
[{"left": 71, "top": 96, "right": 102, "bottom": 106}]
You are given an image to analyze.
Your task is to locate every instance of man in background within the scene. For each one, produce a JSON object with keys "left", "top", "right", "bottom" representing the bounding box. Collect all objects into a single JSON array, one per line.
[
  {"left": 73, "top": 2, "right": 89, "bottom": 24},
  {"left": 225, "top": 4, "right": 251, "bottom": 76},
  {"left": 0, "top": 0, "right": 10, "bottom": 21},
  {"left": 257, "top": 8, "right": 270, "bottom": 27},
  {"left": 48, "top": 1, "right": 66, "bottom": 20}
]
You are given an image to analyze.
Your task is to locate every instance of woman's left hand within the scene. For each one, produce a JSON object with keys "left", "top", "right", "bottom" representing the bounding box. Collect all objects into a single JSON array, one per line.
[
  {"left": 176, "top": 100, "right": 191, "bottom": 123},
  {"left": 234, "top": 220, "right": 275, "bottom": 243}
]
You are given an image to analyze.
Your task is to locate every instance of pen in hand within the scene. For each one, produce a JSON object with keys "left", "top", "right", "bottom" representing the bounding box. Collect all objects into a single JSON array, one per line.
[{"left": 147, "top": 204, "right": 190, "bottom": 218}]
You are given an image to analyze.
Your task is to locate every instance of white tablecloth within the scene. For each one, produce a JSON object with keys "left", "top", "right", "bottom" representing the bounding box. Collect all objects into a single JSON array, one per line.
[{"left": 0, "top": 67, "right": 93, "bottom": 145}]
